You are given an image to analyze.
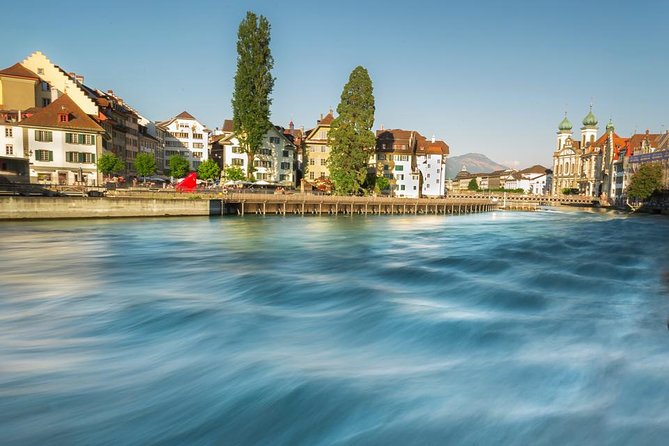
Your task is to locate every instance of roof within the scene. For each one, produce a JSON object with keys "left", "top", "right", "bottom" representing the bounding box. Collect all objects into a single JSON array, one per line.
[
  {"left": 319, "top": 112, "right": 334, "bottom": 125},
  {"left": 176, "top": 111, "right": 197, "bottom": 120},
  {"left": 18, "top": 94, "right": 104, "bottom": 133},
  {"left": 628, "top": 132, "right": 662, "bottom": 151},
  {"left": 222, "top": 119, "right": 234, "bottom": 132},
  {"left": 520, "top": 164, "right": 548, "bottom": 174},
  {"left": 0, "top": 63, "right": 40, "bottom": 80}
]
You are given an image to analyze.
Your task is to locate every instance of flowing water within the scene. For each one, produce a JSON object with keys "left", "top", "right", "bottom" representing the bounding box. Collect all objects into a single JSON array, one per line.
[{"left": 1, "top": 210, "right": 668, "bottom": 445}]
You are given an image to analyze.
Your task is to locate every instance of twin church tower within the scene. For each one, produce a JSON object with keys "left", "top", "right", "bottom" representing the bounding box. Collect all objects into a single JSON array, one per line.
[{"left": 551, "top": 106, "right": 618, "bottom": 199}]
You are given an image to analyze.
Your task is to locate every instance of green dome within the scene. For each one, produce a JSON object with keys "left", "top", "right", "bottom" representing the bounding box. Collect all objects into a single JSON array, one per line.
[
  {"left": 582, "top": 106, "right": 598, "bottom": 127},
  {"left": 558, "top": 114, "right": 572, "bottom": 131},
  {"left": 606, "top": 119, "right": 614, "bottom": 132}
]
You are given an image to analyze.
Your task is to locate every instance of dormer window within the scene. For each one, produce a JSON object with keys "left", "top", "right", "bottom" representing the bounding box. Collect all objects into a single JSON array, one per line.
[{"left": 58, "top": 113, "right": 69, "bottom": 123}]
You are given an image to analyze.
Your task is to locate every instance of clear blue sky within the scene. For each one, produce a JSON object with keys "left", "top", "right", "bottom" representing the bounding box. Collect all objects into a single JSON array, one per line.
[{"left": 5, "top": 0, "right": 668, "bottom": 167}]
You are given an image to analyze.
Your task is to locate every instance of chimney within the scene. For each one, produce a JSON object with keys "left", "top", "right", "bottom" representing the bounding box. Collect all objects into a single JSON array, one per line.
[
  {"left": 431, "top": 134, "right": 436, "bottom": 143},
  {"left": 76, "top": 75, "right": 84, "bottom": 84},
  {"left": 107, "top": 90, "right": 114, "bottom": 96}
]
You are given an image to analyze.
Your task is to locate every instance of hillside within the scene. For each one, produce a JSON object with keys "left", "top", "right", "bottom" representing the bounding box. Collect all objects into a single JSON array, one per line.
[{"left": 446, "top": 153, "right": 508, "bottom": 179}]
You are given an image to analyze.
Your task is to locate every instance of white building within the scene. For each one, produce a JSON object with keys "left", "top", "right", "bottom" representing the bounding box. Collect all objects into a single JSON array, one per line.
[
  {"left": 416, "top": 135, "right": 449, "bottom": 197},
  {"left": 157, "top": 111, "right": 209, "bottom": 172},
  {"left": 0, "top": 118, "right": 27, "bottom": 181},
  {"left": 254, "top": 126, "right": 295, "bottom": 185},
  {"left": 18, "top": 94, "right": 104, "bottom": 185}
]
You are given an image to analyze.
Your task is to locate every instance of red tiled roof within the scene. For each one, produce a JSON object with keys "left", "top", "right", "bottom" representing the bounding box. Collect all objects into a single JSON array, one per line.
[
  {"left": 520, "top": 164, "right": 548, "bottom": 174},
  {"left": 222, "top": 119, "right": 234, "bottom": 132},
  {"left": 0, "top": 63, "right": 40, "bottom": 80},
  {"left": 176, "top": 111, "right": 196, "bottom": 120},
  {"left": 319, "top": 112, "right": 334, "bottom": 125},
  {"left": 18, "top": 94, "right": 104, "bottom": 132}
]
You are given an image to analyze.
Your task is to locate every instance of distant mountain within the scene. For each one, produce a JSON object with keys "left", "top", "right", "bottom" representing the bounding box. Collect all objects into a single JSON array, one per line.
[{"left": 446, "top": 153, "right": 508, "bottom": 179}]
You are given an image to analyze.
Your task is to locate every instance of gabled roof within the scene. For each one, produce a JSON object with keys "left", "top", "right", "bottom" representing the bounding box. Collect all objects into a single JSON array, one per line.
[
  {"left": 657, "top": 132, "right": 669, "bottom": 150},
  {"left": 520, "top": 164, "right": 548, "bottom": 175},
  {"left": 319, "top": 112, "right": 334, "bottom": 125},
  {"left": 222, "top": 119, "right": 234, "bottom": 132},
  {"left": 0, "top": 63, "right": 40, "bottom": 80},
  {"left": 176, "top": 111, "right": 196, "bottom": 120},
  {"left": 18, "top": 94, "right": 104, "bottom": 132},
  {"left": 628, "top": 132, "right": 662, "bottom": 152}
]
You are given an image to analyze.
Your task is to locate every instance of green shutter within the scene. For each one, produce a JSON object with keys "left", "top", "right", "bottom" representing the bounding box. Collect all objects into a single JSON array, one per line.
[
  {"left": 48, "top": 151, "right": 53, "bottom": 162},
  {"left": 91, "top": 154, "right": 96, "bottom": 163},
  {"left": 91, "top": 135, "right": 96, "bottom": 145}
]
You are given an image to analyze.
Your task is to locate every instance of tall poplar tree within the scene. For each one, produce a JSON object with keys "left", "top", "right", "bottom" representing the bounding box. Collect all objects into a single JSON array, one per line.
[
  {"left": 327, "top": 66, "right": 376, "bottom": 195},
  {"left": 232, "top": 11, "right": 275, "bottom": 179}
]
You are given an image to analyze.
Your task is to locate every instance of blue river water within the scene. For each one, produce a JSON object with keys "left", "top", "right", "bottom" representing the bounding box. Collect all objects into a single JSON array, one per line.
[{"left": 1, "top": 209, "right": 669, "bottom": 445}]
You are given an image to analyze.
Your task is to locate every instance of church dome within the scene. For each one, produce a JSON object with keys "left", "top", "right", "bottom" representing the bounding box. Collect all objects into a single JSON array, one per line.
[
  {"left": 558, "top": 114, "right": 572, "bottom": 131},
  {"left": 582, "top": 106, "right": 598, "bottom": 127}
]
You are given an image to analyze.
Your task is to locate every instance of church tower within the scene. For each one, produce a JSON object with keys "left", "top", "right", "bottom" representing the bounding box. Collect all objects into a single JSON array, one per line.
[
  {"left": 557, "top": 113, "right": 573, "bottom": 151},
  {"left": 581, "top": 105, "right": 598, "bottom": 148}
]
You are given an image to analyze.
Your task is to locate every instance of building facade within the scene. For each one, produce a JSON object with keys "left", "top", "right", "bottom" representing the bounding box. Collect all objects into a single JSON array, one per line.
[{"left": 158, "top": 111, "right": 209, "bottom": 173}]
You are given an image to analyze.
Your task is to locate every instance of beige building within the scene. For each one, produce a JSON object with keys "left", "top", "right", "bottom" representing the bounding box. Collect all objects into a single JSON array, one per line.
[{"left": 304, "top": 111, "right": 334, "bottom": 182}]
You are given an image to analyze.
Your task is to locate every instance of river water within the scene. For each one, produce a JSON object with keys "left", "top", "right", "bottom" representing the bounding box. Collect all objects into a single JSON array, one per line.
[{"left": 1, "top": 210, "right": 668, "bottom": 445}]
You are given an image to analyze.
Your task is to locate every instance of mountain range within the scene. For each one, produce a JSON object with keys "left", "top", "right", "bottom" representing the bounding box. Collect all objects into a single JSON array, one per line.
[{"left": 446, "top": 153, "right": 508, "bottom": 179}]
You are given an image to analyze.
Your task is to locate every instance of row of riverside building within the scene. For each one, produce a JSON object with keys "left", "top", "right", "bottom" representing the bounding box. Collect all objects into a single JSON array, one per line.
[
  {"left": 0, "top": 51, "right": 451, "bottom": 198},
  {"left": 551, "top": 107, "right": 669, "bottom": 205}
]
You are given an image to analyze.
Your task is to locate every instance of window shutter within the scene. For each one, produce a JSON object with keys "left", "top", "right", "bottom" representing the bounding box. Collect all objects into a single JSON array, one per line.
[
  {"left": 79, "top": 153, "right": 85, "bottom": 163},
  {"left": 48, "top": 151, "right": 53, "bottom": 162},
  {"left": 78, "top": 134, "right": 85, "bottom": 144},
  {"left": 91, "top": 154, "right": 96, "bottom": 163}
]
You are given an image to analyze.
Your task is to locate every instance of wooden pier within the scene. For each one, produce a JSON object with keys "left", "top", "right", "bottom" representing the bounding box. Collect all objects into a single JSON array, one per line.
[{"left": 222, "top": 193, "right": 499, "bottom": 216}]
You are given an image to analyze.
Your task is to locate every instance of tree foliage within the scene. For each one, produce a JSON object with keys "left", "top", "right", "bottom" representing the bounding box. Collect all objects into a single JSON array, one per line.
[
  {"left": 98, "top": 152, "right": 124, "bottom": 178},
  {"left": 375, "top": 175, "right": 390, "bottom": 193},
  {"left": 232, "top": 11, "right": 275, "bottom": 179},
  {"left": 168, "top": 155, "right": 190, "bottom": 179},
  {"left": 467, "top": 178, "right": 479, "bottom": 191},
  {"left": 134, "top": 152, "right": 156, "bottom": 181},
  {"left": 223, "top": 166, "right": 246, "bottom": 181},
  {"left": 627, "top": 163, "right": 663, "bottom": 200},
  {"left": 327, "top": 66, "right": 376, "bottom": 195},
  {"left": 197, "top": 159, "right": 221, "bottom": 183}
]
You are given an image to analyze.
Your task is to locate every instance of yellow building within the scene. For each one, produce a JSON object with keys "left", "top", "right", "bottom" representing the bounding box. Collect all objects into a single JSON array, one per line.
[
  {"left": 304, "top": 111, "right": 334, "bottom": 182},
  {"left": 0, "top": 63, "right": 50, "bottom": 111}
]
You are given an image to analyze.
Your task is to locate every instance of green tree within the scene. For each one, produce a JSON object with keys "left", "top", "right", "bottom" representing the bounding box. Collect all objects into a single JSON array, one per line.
[
  {"left": 327, "top": 66, "right": 376, "bottom": 195},
  {"left": 627, "top": 163, "right": 663, "bottom": 201},
  {"left": 232, "top": 11, "right": 275, "bottom": 180},
  {"left": 168, "top": 155, "right": 190, "bottom": 178},
  {"left": 223, "top": 166, "right": 246, "bottom": 181},
  {"left": 97, "top": 152, "right": 124, "bottom": 180},
  {"left": 134, "top": 152, "right": 156, "bottom": 182},
  {"left": 375, "top": 175, "right": 390, "bottom": 194},
  {"left": 197, "top": 159, "right": 221, "bottom": 184},
  {"left": 467, "top": 178, "right": 479, "bottom": 191}
]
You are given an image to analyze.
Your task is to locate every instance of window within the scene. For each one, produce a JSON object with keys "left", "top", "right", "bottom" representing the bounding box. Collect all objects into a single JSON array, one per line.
[
  {"left": 320, "top": 172, "right": 325, "bottom": 178},
  {"left": 383, "top": 164, "right": 389, "bottom": 170},
  {"left": 35, "top": 130, "right": 53, "bottom": 142},
  {"left": 192, "top": 161, "right": 201, "bottom": 169},
  {"left": 5, "top": 144, "right": 13, "bottom": 155},
  {"left": 259, "top": 148, "right": 272, "bottom": 156},
  {"left": 34, "top": 149, "right": 53, "bottom": 161},
  {"left": 192, "top": 133, "right": 203, "bottom": 139},
  {"left": 42, "top": 98, "right": 51, "bottom": 107},
  {"left": 377, "top": 154, "right": 386, "bottom": 161},
  {"left": 396, "top": 174, "right": 404, "bottom": 180},
  {"left": 58, "top": 113, "right": 69, "bottom": 122},
  {"left": 192, "top": 152, "right": 203, "bottom": 158},
  {"left": 395, "top": 165, "right": 403, "bottom": 171},
  {"left": 320, "top": 159, "right": 326, "bottom": 166},
  {"left": 37, "top": 68, "right": 45, "bottom": 75},
  {"left": 269, "top": 136, "right": 280, "bottom": 144},
  {"left": 426, "top": 184, "right": 430, "bottom": 188},
  {"left": 65, "top": 133, "right": 96, "bottom": 145},
  {"left": 165, "top": 150, "right": 179, "bottom": 157},
  {"left": 253, "top": 160, "right": 272, "bottom": 168},
  {"left": 309, "top": 172, "right": 315, "bottom": 180},
  {"left": 282, "top": 150, "right": 289, "bottom": 157},
  {"left": 395, "top": 155, "right": 408, "bottom": 161},
  {"left": 171, "top": 132, "right": 189, "bottom": 138},
  {"left": 5, "top": 128, "right": 12, "bottom": 137},
  {"left": 281, "top": 162, "right": 291, "bottom": 170},
  {"left": 318, "top": 131, "right": 327, "bottom": 140},
  {"left": 232, "top": 146, "right": 243, "bottom": 153},
  {"left": 232, "top": 158, "right": 244, "bottom": 166},
  {"left": 309, "top": 159, "right": 315, "bottom": 166},
  {"left": 179, "top": 123, "right": 190, "bottom": 129},
  {"left": 280, "top": 174, "right": 289, "bottom": 181},
  {"left": 321, "top": 146, "right": 326, "bottom": 152},
  {"left": 427, "top": 173, "right": 430, "bottom": 178},
  {"left": 400, "top": 185, "right": 405, "bottom": 191},
  {"left": 65, "top": 152, "right": 96, "bottom": 163},
  {"left": 193, "top": 143, "right": 204, "bottom": 149}
]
